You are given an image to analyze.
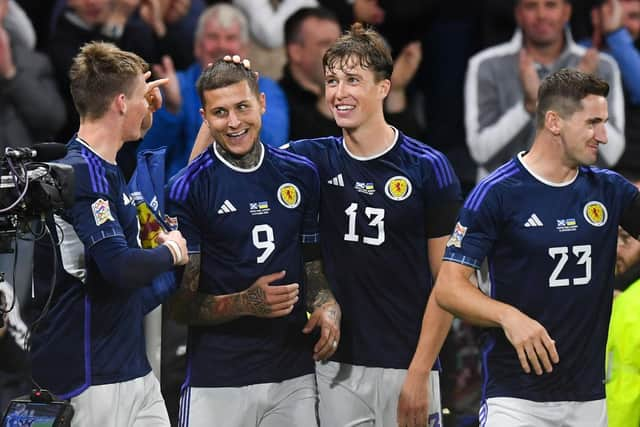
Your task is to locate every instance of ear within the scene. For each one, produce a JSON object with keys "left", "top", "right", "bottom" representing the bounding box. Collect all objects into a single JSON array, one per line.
[
  {"left": 545, "top": 110, "right": 562, "bottom": 136},
  {"left": 288, "top": 43, "right": 303, "bottom": 64},
  {"left": 259, "top": 92, "right": 266, "bottom": 114},
  {"left": 199, "top": 107, "right": 207, "bottom": 123},
  {"left": 115, "top": 93, "right": 127, "bottom": 115},
  {"left": 378, "top": 78, "right": 391, "bottom": 99}
]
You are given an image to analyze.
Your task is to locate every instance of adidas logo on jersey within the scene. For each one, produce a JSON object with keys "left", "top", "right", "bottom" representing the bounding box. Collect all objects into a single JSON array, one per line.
[
  {"left": 327, "top": 174, "right": 344, "bottom": 187},
  {"left": 524, "top": 213, "right": 544, "bottom": 227},
  {"left": 217, "top": 200, "right": 237, "bottom": 215}
]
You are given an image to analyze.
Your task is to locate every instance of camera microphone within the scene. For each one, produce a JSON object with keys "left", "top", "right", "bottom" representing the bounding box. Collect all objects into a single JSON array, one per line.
[{"left": 5, "top": 143, "right": 67, "bottom": 162}]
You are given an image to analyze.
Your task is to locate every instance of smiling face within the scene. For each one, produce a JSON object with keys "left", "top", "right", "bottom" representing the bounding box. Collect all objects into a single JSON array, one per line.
[
  {"left": 515, "top": 0, "right": 571, "bottom": 48},
  {"left": 200, "top": 80, "right": 265, "bottom": 157},
  {"left": 194, "top": 15, "right": 246, "bottom": 68},
  {"left": 556, "top": 94, "right": 608, "bottom": 167},
  {"left": 324, "top": 57, "right": 389, "bottom": 131}
]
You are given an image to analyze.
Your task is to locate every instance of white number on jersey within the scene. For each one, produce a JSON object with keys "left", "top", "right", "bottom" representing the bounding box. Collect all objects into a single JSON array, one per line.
[
  {"left": 548, "top": 244, "right": 592, "bottom": 287},
  {"left": 252, "top": 224, "right": 275, "bottom": 263},
  {"left": 343, "top": 203, "right": 385, "bottom": 246}
]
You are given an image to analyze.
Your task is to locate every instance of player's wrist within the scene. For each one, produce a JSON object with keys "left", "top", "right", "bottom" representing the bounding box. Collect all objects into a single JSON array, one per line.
[{"left": 163, "top": 239, "right": 183, "bottom": 265}]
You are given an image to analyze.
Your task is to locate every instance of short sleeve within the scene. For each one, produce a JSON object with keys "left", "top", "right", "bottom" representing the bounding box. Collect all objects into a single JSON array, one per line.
[
  {"left": 422, "top": 153, "right": 463, "bottom": 238},
  {"left": 300, "top": 163, "right": 320, "bottom": 244},
  {"left": 443, "top": 185, "right": 502, "bottom": 269},
  {"left": 165, "top": 177, "right": 202, "bottom": 254}
]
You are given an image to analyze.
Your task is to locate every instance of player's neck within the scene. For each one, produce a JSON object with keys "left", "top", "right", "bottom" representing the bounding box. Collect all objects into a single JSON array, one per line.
[
  {"left": 77, "top": 121, "right": 123, "bottom": 164},
  {"left": 215, "top": 140, "right": 263, "bottom": 170},
  {"left": 521, "top": 141, "right": 579, "bottom": 184},
  {"left": 343, "top": 119, "right": 395, "bottom": 158}
]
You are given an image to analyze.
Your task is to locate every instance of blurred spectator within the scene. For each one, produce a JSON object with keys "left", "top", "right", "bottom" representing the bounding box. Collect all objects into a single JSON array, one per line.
[
  {"left": 4, "top": 0, "right": 34, "bottom": 49},
  {"left": 140, "top": 3, "right": 289, "bottom": 180},
  {"left": 233, "top": 0, "right": 317, "bottom": 79},
  {"left": 464, "top": 0, "right": 625, "bottom": 181},
  {"left": 48, "top": 0, "right": 159, "bottom": 144},
  {"left": 280, "top": 7, "right": 340, "bottom": 139},
  {"left": 0, "top": 0, "right": 65, "bottom": 149},
  {"left": 606, "top": 177, "right": 640, "bottom": 427},
  {"left": 585, "top": 0, "right": 640, "bottom": 176},
  {"left": 318, "top": 0, "right": 385, "bottom": 30}
]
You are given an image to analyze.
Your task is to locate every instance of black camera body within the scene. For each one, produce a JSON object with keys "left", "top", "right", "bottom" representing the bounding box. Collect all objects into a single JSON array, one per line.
[{"left": 0, "top": 143, "right": 74, "bottom": 238}]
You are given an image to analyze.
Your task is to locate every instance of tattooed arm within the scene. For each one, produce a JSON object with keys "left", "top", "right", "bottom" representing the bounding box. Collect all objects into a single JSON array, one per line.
[
  {"left": 168, "top": 254, "right": 300, "bottom": 326},
  {"left": 302, "top": 259, "right": 341, "bottom": 360}
]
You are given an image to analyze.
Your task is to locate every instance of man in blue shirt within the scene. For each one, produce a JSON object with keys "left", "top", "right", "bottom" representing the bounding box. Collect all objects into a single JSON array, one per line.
[
  {"left": 435, "top": 68, "right": 640, "bottom": 426},
  {"left": 31, "top": 41, "right": 188, "bottom": 427}
]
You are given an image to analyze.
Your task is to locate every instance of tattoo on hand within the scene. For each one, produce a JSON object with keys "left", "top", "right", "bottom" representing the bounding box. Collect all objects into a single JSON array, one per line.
[{"left": 243, "top": 285, "right": 270, "bottom": 316}]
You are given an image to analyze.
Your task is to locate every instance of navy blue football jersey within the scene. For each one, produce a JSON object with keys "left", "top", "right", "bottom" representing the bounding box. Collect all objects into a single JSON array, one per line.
[
  {"left": 288, "top": 129, "right": 462, "bottom": 368},
  {"left": 31, "top": 138, "right": 169, "bottom": 398},
  {"left": 444, "top": 154, "right": 640, "bottom": 402},
  {"left": 166, "top": 143, "right": 320, "bottom": 387}
]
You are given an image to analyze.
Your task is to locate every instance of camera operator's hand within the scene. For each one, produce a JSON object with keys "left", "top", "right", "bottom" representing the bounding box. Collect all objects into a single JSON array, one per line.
[{"left": 157, "top": 230, "right": 189, "bottom": 266}]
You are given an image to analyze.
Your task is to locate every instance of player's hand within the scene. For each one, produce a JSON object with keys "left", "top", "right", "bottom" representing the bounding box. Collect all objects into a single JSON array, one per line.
[
  {"left": 242, "top": 271, "right": 299, "bottom": 318},
  {"left": 397, "top": 370, "right": 429, "bottom": 427},
  {"left": 157, "top": 230, "right": 189, "bottom": 266},
  {"left": 519, "top": 49, "right": 540, "bottom": 114},
  {"left": 152, "top": 55, "right": 181, "bottom": 113},
  {"left": 500, "top": 306, "right": 559, "bottom": 375},
  {"left": 144, "top": 70, "right": 169, "bottom": 113},
  {"left": 303, "top": 301, "right": 341, "bottom": 361}
]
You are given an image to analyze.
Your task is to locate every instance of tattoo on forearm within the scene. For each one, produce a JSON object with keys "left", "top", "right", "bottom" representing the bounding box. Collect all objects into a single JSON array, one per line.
[
  {"left": 215, "top": 139, "right": 263, "bottom": 169},
  {"left": 181, "top": 254, "right": 201, "bottom": 292},
  {"left": 305, "top": 260, "right": 334, "bottom": 310},
  {"left": 169, "top": 254, "right": 243, "bottom": 325}
]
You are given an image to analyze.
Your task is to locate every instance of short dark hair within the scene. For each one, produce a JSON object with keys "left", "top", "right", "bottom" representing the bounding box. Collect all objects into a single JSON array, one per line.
[
  {"left": 196, "top": 59, "right": 260, "bottom": 108},
  {"left": 69, "top": 42, "right": 148, "bottom": 120},
  {"left": 536, "top": 68, "right": 609, "bottom": 128},
  {"left": 322, "top": 23, "right": 393, "bottom": 82},
  {"left": 284, "top": 7, "right": 339, "bottom": 45}
]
